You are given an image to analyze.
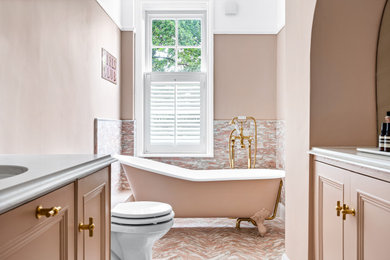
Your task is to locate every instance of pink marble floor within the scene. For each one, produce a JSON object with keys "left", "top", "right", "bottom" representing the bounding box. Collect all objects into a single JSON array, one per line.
[{"left": 152, "top": 218, "right": 285, "bottom": 260}]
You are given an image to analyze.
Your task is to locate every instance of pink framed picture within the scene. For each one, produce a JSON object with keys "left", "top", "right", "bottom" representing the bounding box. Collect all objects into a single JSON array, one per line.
[{"left": 101, "top": 48, "right": 117, "bottom": 85}]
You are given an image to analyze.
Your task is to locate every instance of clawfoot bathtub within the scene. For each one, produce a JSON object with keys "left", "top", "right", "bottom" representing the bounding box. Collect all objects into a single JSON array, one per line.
[{"left": 114, "top": 155, "right": 285, "bottom": 219}]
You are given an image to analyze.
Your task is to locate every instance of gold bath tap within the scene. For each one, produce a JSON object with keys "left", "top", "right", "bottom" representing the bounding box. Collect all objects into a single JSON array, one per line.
[{"left": 228, "top": 116, "right": 257, "bottom": 169}]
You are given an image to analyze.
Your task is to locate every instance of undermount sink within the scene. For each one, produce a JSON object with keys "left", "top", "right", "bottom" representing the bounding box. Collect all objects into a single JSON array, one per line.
[{"left": 0, "top": 165, "right": 28, "bottom": 179}]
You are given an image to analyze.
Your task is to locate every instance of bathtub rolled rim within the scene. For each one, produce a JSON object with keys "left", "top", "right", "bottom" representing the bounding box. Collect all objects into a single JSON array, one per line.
[{"left": 113, "top": 154, "right": 285, "bottom": 182}]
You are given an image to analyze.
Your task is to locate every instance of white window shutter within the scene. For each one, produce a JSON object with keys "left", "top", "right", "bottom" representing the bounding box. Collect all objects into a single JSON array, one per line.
[{"left": 144, "top": 73, "right": 206, "bottom": 155}]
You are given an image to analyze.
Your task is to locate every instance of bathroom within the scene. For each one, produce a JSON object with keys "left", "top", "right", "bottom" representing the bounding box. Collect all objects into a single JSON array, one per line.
[{"left": 1, "top": 0, "right": 390, "bottom": 259}]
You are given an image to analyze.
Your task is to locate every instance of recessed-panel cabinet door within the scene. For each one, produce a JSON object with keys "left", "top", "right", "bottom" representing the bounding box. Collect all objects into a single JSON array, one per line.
[
  {"left": 76, "top": 168, "right": 110, "bottom": 260},
  {"left": 314, "top": 162, "right": 347, "bottom": 260},
  {"left": 345, "top": 173, "right": 390, "bottom": 260},
  {"left": 0, "top": 183, "right": 75, "bottom": 260}
]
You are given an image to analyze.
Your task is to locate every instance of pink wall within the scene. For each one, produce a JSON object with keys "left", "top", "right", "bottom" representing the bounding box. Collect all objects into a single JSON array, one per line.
[
  {"left": 284, "top": 0, "right": 316, "bottom": 259},
  {"left": 120, "top": 31, "right": 134, "bottom": 120},
  {"left": 0, "top": 0, "right": 121, "bottom": 154},
  {"left": 310, "top": 0, "right": 385, "bottom": 147},
  {"left": 276, "top": 27, "right": 286, "bottom": 120},
  {"left": 377, "top": 2, "right": 390, "bottom": 132},
  {"left": 214, "top": 35, "right": 277, "bottom": 120},
  {"left": 119, "top": 34, "right": 279, "bottom": 120}
]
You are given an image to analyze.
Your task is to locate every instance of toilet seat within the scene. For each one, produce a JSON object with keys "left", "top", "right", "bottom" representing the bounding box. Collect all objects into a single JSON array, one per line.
[
  {"left": 111, "top": 219, "right": 174, "bottom": 234},
  {"left": 111, "top": 201, "right": 174, "bottom": 227},
  {"left": 111, "top": 211, "right": 175, "bottom": 225},
  {"left": 112, "top": 201, "right": 172, "bottom": 219}
]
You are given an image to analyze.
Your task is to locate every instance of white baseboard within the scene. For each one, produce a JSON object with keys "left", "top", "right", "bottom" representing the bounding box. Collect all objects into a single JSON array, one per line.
[
  {"left": 282, "top": 253, "right": 289, "bottom": 260},
  {"left": 277, "top": 203, "right": 285, "bottom": 221}
]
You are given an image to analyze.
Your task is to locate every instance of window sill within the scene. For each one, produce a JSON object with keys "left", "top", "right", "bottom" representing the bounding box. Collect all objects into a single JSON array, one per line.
[{"left": 137, "top": 152, "right": 214, "bottom": 158}]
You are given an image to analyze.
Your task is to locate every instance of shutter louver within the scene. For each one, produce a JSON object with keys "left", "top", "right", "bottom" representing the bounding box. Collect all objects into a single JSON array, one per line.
[
  {"left": 176, "top": 83, "right": 201, "bottom": 144},
  {"left": 149, "top": 81, "right": 201, "bottom": 146},
  {"left": 150, "top": 83, "right": 175, "bottom": 144}
]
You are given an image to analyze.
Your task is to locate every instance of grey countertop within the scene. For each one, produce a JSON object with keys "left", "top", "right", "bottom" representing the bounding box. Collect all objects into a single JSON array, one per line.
[
  {"left": 0, "top": 154, "right": 116, "bottom": 214},
  {"left": 310, "top": 147, "right": 390, "bottom": 182}
]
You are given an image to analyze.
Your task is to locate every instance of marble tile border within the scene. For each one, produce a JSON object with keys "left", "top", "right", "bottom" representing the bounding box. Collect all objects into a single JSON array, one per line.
[
  {"left": 120, "top": 120, "right": 284, "bottom": 170},
  {"left": 94, "top": 119, "right": 122, "bottom": 192}
]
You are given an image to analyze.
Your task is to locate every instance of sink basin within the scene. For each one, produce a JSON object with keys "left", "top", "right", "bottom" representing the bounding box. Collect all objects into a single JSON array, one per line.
[{"left": 0, "top": 165, "right": 28, "bottom": 179}]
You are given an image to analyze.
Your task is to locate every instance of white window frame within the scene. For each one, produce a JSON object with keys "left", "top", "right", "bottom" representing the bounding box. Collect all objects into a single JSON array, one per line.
[{"left": 134, "top": 0, "right": 214, "bottom": 157}]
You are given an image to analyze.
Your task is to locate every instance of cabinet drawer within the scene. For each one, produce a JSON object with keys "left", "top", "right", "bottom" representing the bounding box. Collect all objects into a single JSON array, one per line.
[{"left": 0, "top": 183, "right": 75, "bottom": 260}]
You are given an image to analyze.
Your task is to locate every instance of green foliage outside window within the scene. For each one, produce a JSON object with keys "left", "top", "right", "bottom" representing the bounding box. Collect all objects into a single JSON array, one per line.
[
  {"left": 178, "top": 20, "right": 201, "bottom": 46},
  {"left": 178, "top": 49, "right": 201, "bottom": 72},
  {"left": 152, "top": 20, "right": 176, "bottom": 46},
  {"left": 152, "top": 48, "right": 176, "bottom": 72},
  {"left": 152, "top": 19, "right": 202, "bottom": 72}
]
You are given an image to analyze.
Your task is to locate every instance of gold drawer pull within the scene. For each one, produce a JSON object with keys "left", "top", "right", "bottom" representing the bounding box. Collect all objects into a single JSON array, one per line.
[
  {"left": 36, "top": 206, "right": 62, "bottom": 219},
  {"left": 341, "top": 204, "right": 356, "bottom": 220},
  {"left": 335, "top": 201, "right": 342, "bottom": 216},
  {"left": 79, "top": 217, "right": 95, "bottom": 237}
]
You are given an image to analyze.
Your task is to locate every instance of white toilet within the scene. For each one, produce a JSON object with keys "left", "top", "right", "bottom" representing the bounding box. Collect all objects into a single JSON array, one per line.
[{"left": 111, "top": 201, "right": 174, "bottom": 260}]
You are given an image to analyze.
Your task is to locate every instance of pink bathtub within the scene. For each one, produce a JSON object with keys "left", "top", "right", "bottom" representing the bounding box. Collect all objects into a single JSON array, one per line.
[{"left": 115, "top": 155, "right": 285, "bottom": 218}]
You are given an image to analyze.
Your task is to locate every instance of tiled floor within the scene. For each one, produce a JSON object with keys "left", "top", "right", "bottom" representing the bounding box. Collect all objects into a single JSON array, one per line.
[{"left": 152, "top": 218, "right": 285, "bottom": 260}]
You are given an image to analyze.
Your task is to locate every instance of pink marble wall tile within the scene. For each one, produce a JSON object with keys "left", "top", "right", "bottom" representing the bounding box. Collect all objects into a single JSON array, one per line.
[
  {"left": 121, "top": 120, "right": 135, "bottom": 156},
  {"left": 276, "top": 120, "right": 286, "bottom": 170},
  {"left": 119, "top": 120, "right": 135, "bottom": 190},
  {"left": 121, "top": 120, "right": 282, "bottom": 170},
  {"left": 94, "top": 119, "right": 122, "bottom": 191},
  {"left": 275, "top": 120, "right": 286, "bottom": 205}
]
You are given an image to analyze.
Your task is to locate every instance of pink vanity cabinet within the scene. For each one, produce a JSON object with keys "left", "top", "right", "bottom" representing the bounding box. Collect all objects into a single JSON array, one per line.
[
  {"left": 0, "top": 167, "right": 111, "bottom": 260},
  {"left": 313, "top": 151, "right": 390, "bottom": 260}
]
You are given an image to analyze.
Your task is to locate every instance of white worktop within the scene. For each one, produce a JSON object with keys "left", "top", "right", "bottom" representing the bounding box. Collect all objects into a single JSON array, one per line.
[
  {"left": 115, "top": 155, "right": 285, "bottom": 182},
  {"left": 310, "top": 147, "right": 390, "bottom": 182},
  {"left": 0, "top": 154, "right": 116, "bottom": 214}
]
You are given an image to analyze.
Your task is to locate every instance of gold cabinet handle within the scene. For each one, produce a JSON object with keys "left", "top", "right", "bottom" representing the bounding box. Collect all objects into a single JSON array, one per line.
[
  {"left": 36, "top": 205, "right": 62, "bottom": 219},
  {"left": 79, "top": 217, "right": 95, "bottom": 237},
  {"left": 341, "top": 204, "right": 356, "bottom": 220},
  {"left": 335, "top": 201, "right": 342, "bottom": 217}
]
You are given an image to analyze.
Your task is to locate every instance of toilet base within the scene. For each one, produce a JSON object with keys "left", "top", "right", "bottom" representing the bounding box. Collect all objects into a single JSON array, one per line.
[{"left": 111, "top": 220, "right": 173, "bottom": 260}]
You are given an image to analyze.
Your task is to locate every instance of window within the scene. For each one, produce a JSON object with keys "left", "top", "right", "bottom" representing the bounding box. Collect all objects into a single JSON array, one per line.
[{"left": 135, "top": 1, "right": 213, "bottom": 157}]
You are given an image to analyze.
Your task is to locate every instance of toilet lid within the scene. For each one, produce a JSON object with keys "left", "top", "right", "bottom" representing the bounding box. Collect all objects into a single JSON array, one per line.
[
  {"left": 111, "top": 210, "right": 175, "bottom": 226},
  {"left": 112, "top": 201, "right": 173, "bottom": 219}
]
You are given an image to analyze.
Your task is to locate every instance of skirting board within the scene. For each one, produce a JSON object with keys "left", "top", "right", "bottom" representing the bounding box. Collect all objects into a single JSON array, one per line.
[{"left": 282, "top": 253, "right": 289, "bottom": 260}]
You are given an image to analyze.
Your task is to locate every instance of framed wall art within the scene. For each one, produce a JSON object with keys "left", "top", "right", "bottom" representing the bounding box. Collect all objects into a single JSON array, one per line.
[{"left": 101, "top": 48, "right": 117, "bottom": 85}]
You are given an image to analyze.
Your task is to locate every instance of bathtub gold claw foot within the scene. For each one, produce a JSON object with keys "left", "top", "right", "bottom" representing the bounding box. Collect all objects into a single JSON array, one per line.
[{"left": 235, "top": 218, "right": 257, "bottom": 229}]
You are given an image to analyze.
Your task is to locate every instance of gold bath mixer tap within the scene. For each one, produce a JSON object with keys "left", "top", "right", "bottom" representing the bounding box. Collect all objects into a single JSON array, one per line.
[{"left": 228, "top": 116, "right": 257, "bottom": 169}]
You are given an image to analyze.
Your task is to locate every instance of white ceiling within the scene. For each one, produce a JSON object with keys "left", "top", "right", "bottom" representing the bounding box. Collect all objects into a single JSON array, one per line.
[{"left": 96, "top": 0, "right": 285, "bottom": 34}]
